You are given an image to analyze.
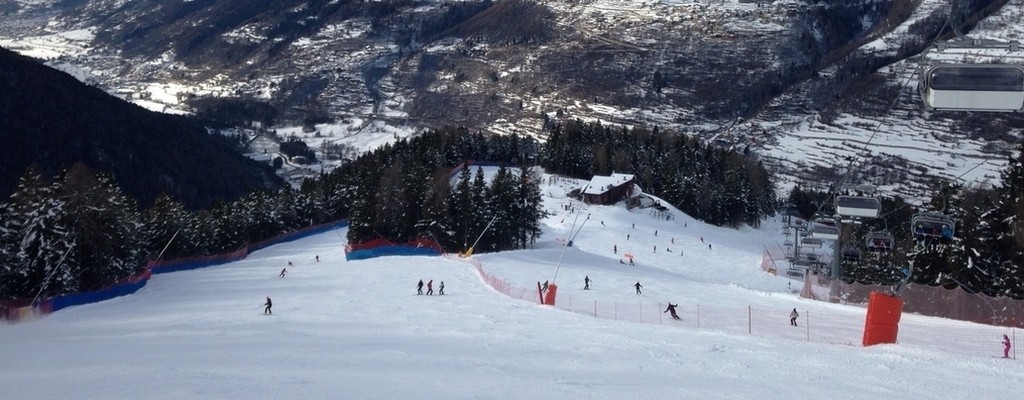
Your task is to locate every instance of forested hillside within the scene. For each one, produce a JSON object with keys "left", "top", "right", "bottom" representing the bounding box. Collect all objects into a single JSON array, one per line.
[{"left": 0, "top": 47, "right": 282, "bottom": 209}]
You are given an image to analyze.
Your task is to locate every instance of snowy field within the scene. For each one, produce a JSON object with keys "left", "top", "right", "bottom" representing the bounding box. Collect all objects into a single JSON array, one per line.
[{"left": 2, "top": 172, "right": 1024, "bottom": 399}]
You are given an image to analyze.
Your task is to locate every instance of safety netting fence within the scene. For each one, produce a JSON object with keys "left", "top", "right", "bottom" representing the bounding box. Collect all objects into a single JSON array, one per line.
[
  {"left": 3, "top": 220, "right": 349, "bottom": 323},
  {"left": 462, "top": 254, "right": 1021, "bottom": 360}
]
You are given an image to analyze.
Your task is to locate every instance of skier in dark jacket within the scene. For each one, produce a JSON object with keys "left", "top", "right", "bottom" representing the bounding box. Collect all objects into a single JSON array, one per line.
[
  {"left": 417, "top": 279, "right": 424, "bottom": 295},
  {"left": 635, "top": 281, "right": 643, "bottom": 295},
  {"left": 426, "top": 280, "right": 434, "bottom": 295},
  {"left": 264, "top": 297, "right": 273, "bottom": 315},
  {"left": 664, "top": 303, "right": 680, "bottom": 320}
]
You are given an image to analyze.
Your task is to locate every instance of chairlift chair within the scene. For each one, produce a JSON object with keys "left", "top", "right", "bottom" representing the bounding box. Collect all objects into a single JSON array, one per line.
[
  {"left": 842, "top": 246, "right": 862, "bottom": 262},
  {"left": 865, "top": 231, "right": 895, "bottom": 252},
  {"left": 911, "top": 212, "right": 956, "bottom": 239},
  {"left": 809, "top": 223, "right": 839, "bottom": 240},
  {"left": 835, "top": 195, "right": 881, "bottom": 218},
  {"left": 918, "top": 39, "right": 1024, "bottom": 112},
  {"left": 800, "top": 237, "right": 823, "bottom": 248}
]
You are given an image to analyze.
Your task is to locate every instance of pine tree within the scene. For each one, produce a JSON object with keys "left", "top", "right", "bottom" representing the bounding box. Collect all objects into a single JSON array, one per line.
[
  {"left": 145, "top": 194, "right": 197, "bottom": 260},
  {"left": 448, "top": 164, "right": 474, "bottom": 252},
  {"left": 0, "top": 166, "right": 73, "bottom": 299},
  {"left": 515, "top": 166, "right": 544, "bottom": 249},
  {"left": 55, "top": 164, "right": 145, "bottom": 291}
]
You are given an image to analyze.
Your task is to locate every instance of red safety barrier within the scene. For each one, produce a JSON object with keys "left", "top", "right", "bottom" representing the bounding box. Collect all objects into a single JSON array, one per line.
[
  {"left": 544, "top": 283, "right": 558, "bottom": 306},
  {"left": 863, "top": 291, "right": 903, "bottom": 346}
]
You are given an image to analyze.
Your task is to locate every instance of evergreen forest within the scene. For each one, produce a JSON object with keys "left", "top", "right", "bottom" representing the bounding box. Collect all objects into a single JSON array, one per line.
[
  {"left": 8, "top": 121, "right": 1024, "bottom": 303},
  {"left": 0, "top": 124, "right": 775, "bottom": 300}
]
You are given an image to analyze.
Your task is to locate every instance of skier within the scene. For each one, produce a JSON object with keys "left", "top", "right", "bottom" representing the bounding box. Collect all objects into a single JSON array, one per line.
[
  {"left": 288, "top": 261, "right": 293, "bottom": 267},
  {"left": 439, "top": 281, "right": 445, "bottom": 295},
  {"left": 635, "top": 281, "right": 643, "bottom": 295},
  {"left": 426, "top": 280, "right": 434, "bottom": 295},
  {"left": 1003, "top": 334, "right": 1012, "bottom": 358},
  {"left": 315, "top": 255, "right": 320, "bottom": 262},
  {"left": 790, "top": 308, "right": 799, "bottom": 326},
  {"left": 417, "top": 279, "right": 424, "bottom": 295},
  {"left": 542, "top": 280, "right": 549, "bottom": 293},
  {"left": 584, "top": 276, "right": 591, "bottom": 290},
  {"left": 264, "top": 297, "right": 273, "bottom": 315},
  {"left": 629, "top": 258, "right": 635, "bottom": 266},
  {"left": 664, "top": 303, "right": 680, "bottom": 320},
  {"left": 613, "top": 244, "right": 617, "bottom": 254},
  {"left": 279, "top": 268, "right": 287, "bottom": 278}
]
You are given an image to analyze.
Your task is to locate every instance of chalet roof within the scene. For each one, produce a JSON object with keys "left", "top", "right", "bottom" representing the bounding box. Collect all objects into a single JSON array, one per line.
[{"left": 583, "top": 173, "right": 635, "bottom": 195}]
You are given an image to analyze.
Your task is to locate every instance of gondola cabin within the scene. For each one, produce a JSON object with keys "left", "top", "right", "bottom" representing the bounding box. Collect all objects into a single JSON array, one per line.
[
  {"left": 911, "top": 212, "right": 955, "bottom": 239},
  {"left": 920, "top": 64, "right": 1024, "bottom": 112},
  {"left": 865, "top": 231, "right": 894, "bottom": 252},
  {"left": 835, "top": 195, "right": 881, "bottom": 218}
]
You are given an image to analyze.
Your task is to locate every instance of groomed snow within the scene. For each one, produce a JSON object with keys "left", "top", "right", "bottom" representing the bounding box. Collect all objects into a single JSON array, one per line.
[{"left": 2, "top": 172, "right": 1023, "bottom": 399}]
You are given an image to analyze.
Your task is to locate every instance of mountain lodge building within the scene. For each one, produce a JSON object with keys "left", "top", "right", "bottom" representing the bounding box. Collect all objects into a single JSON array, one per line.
[{"left": 582, "top": 173, "right": 636, "bottom": 205}]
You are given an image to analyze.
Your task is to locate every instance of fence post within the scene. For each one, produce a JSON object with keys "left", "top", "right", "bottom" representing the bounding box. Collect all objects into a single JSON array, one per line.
[
  {"left": 1014, "top": 327, "right": 1018, "bottom": 360},
  {"left": 806, "top": 310, "right": 810, "bottom": 342},
  {"left": 696, "top": 305, "right": 700, "bottom": 329},
  {"left": 594, "top": 300, "right": 597, "bottom": 318},
  {"left": 748, "top": 306, "right": 752, "bottom": 334}
]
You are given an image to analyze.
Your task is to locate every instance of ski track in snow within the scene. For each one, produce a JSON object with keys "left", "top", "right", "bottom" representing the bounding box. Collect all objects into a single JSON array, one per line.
[{"left": 2, "top": 173, "right": 1024, "bottom": 399}]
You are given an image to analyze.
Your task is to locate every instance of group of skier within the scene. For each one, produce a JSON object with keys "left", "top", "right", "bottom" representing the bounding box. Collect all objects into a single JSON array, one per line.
[{"left": 417, "top": 279, "right": 444, "bottom": 295}]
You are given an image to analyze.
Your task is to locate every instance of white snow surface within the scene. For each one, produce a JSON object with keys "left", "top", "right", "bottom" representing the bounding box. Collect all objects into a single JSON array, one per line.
[{"left": 2, "top": 171, "right": 1023, "bottom": 399}]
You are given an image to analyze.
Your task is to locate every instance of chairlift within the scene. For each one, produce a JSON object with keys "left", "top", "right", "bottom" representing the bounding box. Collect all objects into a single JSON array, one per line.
[
  {"left": 835, "top": 195, "right": 881, "bottom": 218},
  {"left": 911, "top": 212, "right": 955, "bottom": 239},
  {"left": 865, "top": 231, "right": 895, "bottom": 252},
  {"left": 918, "top": 39, "right": 1024, "bottom": 112}
]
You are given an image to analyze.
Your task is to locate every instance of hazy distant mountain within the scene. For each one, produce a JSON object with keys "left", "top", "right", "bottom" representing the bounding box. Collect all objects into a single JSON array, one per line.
[
  {"left": 0, "top": 47, "right": 283, "bottom": 208},
  {"left": 1, "top": 0, "right": 1022, "bottom": 199}
]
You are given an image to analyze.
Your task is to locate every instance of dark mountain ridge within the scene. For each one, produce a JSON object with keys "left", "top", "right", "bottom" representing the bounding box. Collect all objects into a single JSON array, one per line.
[{"left": 0, "top": 46, "right": 283, "bottom": 209}]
